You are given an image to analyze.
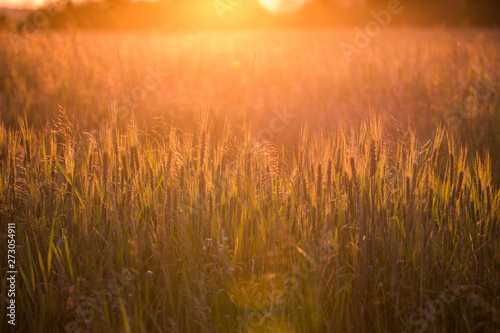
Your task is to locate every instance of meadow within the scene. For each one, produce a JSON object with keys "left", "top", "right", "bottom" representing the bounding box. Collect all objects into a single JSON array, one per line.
[
  {"left": 1, "top": 29, "right": 499, "bottom": 177},
  {"left": 0, "top": 28, "right": 499, "bottom": 332}
]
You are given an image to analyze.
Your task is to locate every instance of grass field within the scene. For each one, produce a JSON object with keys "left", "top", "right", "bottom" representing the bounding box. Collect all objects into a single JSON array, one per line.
[
  {"left": 0, "top": 29, "right": 500, "bottom": 332},
  {"left": 1, "top": 29, "right": 499, "bottom": 176}
]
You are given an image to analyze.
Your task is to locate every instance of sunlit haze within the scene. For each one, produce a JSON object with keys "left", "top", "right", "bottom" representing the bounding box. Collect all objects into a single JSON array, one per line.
[
  {"left": 256, "top": 0, "right": 310, "bottom": 13},
  {"left": 2, "top": 0, "right": 316, "bottom": 10}
]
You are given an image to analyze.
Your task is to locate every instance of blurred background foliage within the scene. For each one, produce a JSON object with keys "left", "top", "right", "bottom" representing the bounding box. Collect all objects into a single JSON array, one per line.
[{"left": 0, "top": 0, "right": 499, "bottom": 32}]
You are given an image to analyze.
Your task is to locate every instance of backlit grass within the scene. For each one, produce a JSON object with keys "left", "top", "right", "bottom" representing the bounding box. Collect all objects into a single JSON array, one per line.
[{"left": 1, "top": 109, "right": 499, "bottom": 332}]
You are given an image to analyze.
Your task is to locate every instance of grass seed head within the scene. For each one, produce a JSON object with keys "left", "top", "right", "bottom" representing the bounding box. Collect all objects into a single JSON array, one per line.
[
  {"left": 102, "top": 151, "right": 109, "bottom": 189},
  {"left": 113, "top": 126, "right": 119, "bottom": 158},
  {"left": 349, "top": 157, "right": 358, "bottom": 191},
  {"left": 326, "top": 159, "right": 332, "bottom": 190},
  {"left": 24, "top": 137, "right": 31, "bottom": 167},
  {"left": 450, "top": 154, "right": 455, "bottom": 185},
  {"left": 370, "top": 139, "right": 376, "bottom": 178},
  {"left": 478, "top": 177, "right": 484, "bottom": 202},
  {"left": 456, "top": 170, "right": 464, "bottom": 200},
  {"left": 316, "top": 162, "right": 322, "bottom": 200},
  {"left": 121, "top": 152, "right": 129, "bottom": 184},
  {"left": 486, "top": 185, "right": 491, "bottom": 213},
  {"left": 406, "top": 176, "right": 411, "bottom": 204}
]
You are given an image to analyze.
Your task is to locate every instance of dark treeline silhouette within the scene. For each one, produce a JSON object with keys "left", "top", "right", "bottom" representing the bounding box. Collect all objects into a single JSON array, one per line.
[{"left": 16, "top": 0, "right": 500, "bottom": 31}]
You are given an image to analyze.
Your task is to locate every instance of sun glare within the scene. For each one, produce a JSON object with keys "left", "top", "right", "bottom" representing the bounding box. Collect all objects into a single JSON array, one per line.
[{"left": 256, "top": 0, "right": 310, "bottom": 13}]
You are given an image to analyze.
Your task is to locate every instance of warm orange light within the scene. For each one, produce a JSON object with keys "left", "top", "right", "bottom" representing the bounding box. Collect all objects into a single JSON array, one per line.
[{"left": 256, "top": 0, "right": 310, "bottom": 13}]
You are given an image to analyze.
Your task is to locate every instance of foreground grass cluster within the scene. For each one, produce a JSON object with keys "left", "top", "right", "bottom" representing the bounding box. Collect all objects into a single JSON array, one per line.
[{"left": 0, "top": 109, "right": 499, "bottom": 332}]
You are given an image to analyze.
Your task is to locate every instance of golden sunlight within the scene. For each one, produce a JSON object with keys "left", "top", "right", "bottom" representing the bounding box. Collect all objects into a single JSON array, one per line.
[
  {"left": 256, "top": 0, "right": 310, "bottom": 13},
  {"left": 2, "top": 0, "right": 500, "bottom": 332}
]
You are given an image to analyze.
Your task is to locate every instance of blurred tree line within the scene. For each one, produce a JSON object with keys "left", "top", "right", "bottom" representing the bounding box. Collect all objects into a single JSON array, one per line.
[
  {"left": 364, "top": 0, "right": 500, "bottom": 25},
  {"left": 3, "top": 0, "right": 500, "bottom": 32}
]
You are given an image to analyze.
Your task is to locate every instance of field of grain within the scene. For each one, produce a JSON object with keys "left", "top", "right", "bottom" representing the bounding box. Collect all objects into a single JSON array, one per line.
[{"left": 0, "top": 29, "right": 500, "bottom": 332}]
